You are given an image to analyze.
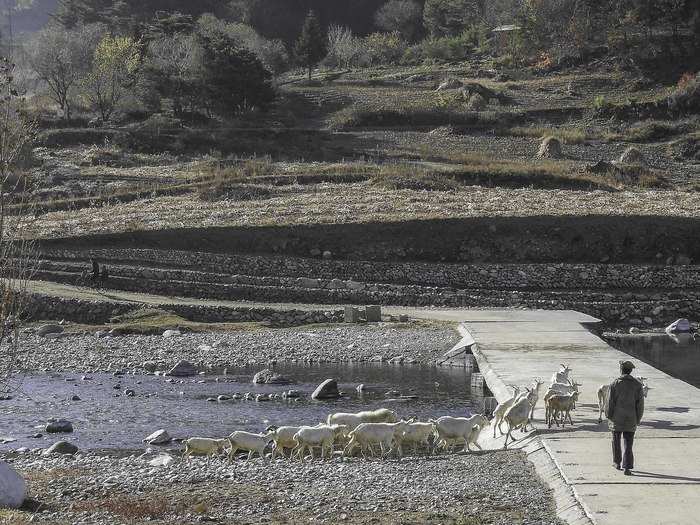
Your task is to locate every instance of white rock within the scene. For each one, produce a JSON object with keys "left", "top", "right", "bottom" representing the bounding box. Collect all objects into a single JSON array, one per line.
[
  {"left": 162, "top": 330, "right": 181, "bottom": 338},
  {"left": 148, "top": 454, "right": 175, "bottom": 467},
  {"left": 143, "top": 429, "right": 171, "bottom": 445},
  {"left": 0, "top": 461, "right": 26, "bottom": 509},
  {"left": 666, "top": 318, "right": 691, "bottom": 333}
]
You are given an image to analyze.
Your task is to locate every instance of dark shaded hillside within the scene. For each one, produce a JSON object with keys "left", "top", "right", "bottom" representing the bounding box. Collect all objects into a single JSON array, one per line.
[{"left": 52, "top": 0, "right": 427, "bottom": 42}]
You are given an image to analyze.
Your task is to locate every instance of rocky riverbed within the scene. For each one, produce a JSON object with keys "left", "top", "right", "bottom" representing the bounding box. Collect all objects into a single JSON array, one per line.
[
  {"left": 21, "top": 323, "right": 458, "bottom": 373},
  {"left": 1, "top": 323, "right": 565, "bottom": 524},
  {"left": 3, "top": 449, "right": 564, "bottom": 525}
]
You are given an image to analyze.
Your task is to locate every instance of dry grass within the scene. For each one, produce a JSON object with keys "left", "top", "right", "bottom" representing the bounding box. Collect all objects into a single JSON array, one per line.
[
  {"left": 503, "top": 126, "right": 590, "bottom": 144},
  {"left": 0, "top": 510, "right": 32, "bottom": 525},
  {"left": 67, "top": 308, "right": 267, "bottom": 335},
  {"left": 71, "top": 494, "right": 172, "bottom": 520}
]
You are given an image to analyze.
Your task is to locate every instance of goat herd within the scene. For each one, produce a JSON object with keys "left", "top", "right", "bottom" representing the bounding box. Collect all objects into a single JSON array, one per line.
[{"left": 181, "top": 364, "right": 650, "bottom": 461}]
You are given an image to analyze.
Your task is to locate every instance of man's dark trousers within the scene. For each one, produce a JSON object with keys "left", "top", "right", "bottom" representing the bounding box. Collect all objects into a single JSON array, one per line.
[{"left": 612, "top": 431, "right": 635, "bottom": 468}]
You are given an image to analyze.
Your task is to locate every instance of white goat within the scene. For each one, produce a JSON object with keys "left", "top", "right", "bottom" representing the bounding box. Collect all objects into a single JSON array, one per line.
[
  {"left": 397, "top": 421, "right": 434, "bottom": 456},
  {"left": 543, "top": 379, "right": 581, "bottom": 422},
  {"left": 228, "top": 431, "right": 273, "bottom": 462},
  {"left": 551, "top": 364, "right": 572, "bottom": 385},
  {"left": 182, "top": 438, "right": 229, "bottom": 461},
  {"left": 546, "top": 391, "right": 579, "bottom": 427},
  {"left": 431, "top": 414, "right": 489, "bottom": 453},
  {"left": 266, "top": 426, "right": 305, "bottom": 459},
  {"left": 527, "top": 379, "right": 545, "bottom": 423},
  {"left": 502, "top": 396, "right": 533, "bottom": 449},
  {"left": 343, "top": 421, "right": 408, "bottom": 458},
  {"left": 293, "top": 424, "right": 348, "bottom": 461},
  {"left": 597, "top": 377, "right": 649, "bottom": 423},
  {"left": 327, "top": 408, "right": 398, "bottom": 431},
  {"left": 491, "top": 385, "right": 521, "bottom": 437}
]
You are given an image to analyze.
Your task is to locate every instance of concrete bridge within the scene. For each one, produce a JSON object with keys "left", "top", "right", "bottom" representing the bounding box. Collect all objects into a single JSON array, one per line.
[{"left": 449, "top": 310, "right": 700, "bottom": 525}]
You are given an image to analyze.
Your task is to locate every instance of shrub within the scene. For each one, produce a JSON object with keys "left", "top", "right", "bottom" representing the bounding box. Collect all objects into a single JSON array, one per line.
[
  {"left": 198, "top": 30, "right": 276, "bottom": 114},
  {"left": 466, "top": 94, "right": 487, "bottom": 111},
  {"left": 415, "top": 31, "right": 475, "bottom": 62},
  {"left": 592, "top": 95, "right": 609, "bottom": 112},
  {"left": 363, "top": 32, "right": 407, "bottom": 65},
  {"left": 667, "top": 72, "right": 700, "bottom": 114},
  {"left": 325, "top": 25, "right": 367, "bottom": 68}
]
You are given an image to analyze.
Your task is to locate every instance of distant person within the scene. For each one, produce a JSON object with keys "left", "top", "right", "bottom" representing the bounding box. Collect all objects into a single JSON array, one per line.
[
  {"left": 90, "top": 258, "right": 100, "bottom": 280},
  {"left": 101, "top": 266, "right": 109, "bottom": 283},
  {"left": 606, "top": 360, "right": 645, "bottom": 476}
]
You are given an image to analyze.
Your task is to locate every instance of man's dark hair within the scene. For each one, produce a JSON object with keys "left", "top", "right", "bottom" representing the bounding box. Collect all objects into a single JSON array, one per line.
[{"left": 621, "top": 362, "right": 634, "bottom": 374}]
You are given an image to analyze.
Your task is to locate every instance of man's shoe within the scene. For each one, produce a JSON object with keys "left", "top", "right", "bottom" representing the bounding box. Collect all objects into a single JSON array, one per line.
[
  {"left": 624, "top": 469, "right": 632, "bottom": 476},
  {"left": 613, "top": 463, "right": 621, "bottom": 470}
]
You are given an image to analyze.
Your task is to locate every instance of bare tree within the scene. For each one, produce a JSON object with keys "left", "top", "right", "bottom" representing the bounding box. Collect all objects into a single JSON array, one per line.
[
  {"left": 0, "top": 56, "right": 36, "bottom": 390},
  {"left": 27, "top": 24, "right": 104, "bottom": 120}
]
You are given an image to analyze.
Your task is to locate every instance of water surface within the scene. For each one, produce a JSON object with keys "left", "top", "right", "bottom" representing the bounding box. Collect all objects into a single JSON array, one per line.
[
  {"left": 1, "top": 363, "right": 480, "bottom": 451},
  {"left": 606, "top": 332, "right": 700, "bottom": 388}
]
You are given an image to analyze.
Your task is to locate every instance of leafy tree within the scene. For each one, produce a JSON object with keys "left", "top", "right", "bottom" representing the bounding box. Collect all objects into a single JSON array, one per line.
[
  {"left": 423, "top": 0, "right": 480, "bottom": 37},
  {"left": 27, "top": 24, "right": 104, "bottom": 120},
  {"left": 144, "top": 33, "right": 203, "bottom": 115},
  {"left": 82, "top": 34, "right": 140, "bottom": 121},
  {"left": 197, "top": 29, "right": 275, "bottom": 115},
  {"left": 374, "top": 0, "right": 423, "bottom": 41},
  {"left": 295, "top": 10, "right": 326, "bottom": 79},
  {"left": 196, "top": 14, "right": 289, "bottom": 74}
]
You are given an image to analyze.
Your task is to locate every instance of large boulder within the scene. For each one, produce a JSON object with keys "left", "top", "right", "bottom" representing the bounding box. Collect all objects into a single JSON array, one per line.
[
  {"left": 0, "top": 461, "right": 26, "bottom": 509},
  {"left": 666, "top": 318, "right": 691, "bottom": 333},
  {"left": 252, "top": 369, "right": 293, "bottom": 385},
  {"left": 45, "top": 419, "right": 73, "bottom": 433},
  {"left": 618, "top": 146, "right": 645, "bottom": 165},
  {"left": 143, "top": 429, "right": 171, "bottom": 445},
  {"left": 466, "top": 93, "right": 488, "bottom": 111},
  {"left": 166, "top": 360, "right": 197, "bottom": 377},
  {"left": 436, "top": 78, "right": 462, "bottom": 91},
  {"left": 43, "top": 441, "right": 78, "bottom": 455},
  {"left": 537, "top": 136, "right": 563, "bottom": 159},
  {"left": 311, "top": 379, "right": 341, "bottom": 400}
]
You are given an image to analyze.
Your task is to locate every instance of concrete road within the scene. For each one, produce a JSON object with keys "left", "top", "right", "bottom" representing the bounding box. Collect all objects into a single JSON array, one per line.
[{"left": 461, "top": 309, "right": 700, "bottom": 525}]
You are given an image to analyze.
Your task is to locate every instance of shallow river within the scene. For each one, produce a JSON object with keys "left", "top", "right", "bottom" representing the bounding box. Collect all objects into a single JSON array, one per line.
[
  {"left": 606, "top": 332, "right": 700, "bottom": 387},
  {"left": 1, "top": 363, "right": 481, "bottom": 451}
]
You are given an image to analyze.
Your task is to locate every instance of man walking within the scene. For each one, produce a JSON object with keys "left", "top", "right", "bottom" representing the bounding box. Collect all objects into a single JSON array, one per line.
[{"left": 606, "top": 360, "right": 645, "bottom": 475}]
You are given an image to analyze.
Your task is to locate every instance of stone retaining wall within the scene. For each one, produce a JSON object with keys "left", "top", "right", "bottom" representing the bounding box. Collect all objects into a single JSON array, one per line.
[
  {"left": 38, "top": 249, "right": 700, "bottom": 290},
  {"left": 24, "top": 294, "right": 343, "bottom": 326}
]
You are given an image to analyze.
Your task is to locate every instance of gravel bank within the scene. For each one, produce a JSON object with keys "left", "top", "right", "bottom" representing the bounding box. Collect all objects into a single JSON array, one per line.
[
  {"left": 22, "top": 324, "right": 458, "bottom": 373},
  {"left": 4, "top": 449, "right": 564, "bottom": 525}
]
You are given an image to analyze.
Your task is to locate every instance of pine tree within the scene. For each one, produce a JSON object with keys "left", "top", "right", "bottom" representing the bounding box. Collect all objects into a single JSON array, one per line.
[{"left": 294, "top": 10, "right": 326, "bottom": 80}]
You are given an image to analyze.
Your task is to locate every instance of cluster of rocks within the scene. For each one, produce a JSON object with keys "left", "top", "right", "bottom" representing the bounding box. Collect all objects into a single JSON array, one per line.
[
  {"left": 18, "top": 324, "right": 457, "bottom": 373},
  {"left": 3, "top": 450, "right": 564, "bottom": 525}
]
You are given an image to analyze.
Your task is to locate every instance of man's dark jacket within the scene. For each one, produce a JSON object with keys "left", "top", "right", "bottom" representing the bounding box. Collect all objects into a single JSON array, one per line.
[{"left": 606, "top": 374, "right": 645, "bottom": 432}]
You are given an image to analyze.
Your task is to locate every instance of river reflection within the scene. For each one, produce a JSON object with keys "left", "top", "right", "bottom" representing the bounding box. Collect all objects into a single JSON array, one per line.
[{"left": 606, "top": 333, "right": 700, "bottom": 388}]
